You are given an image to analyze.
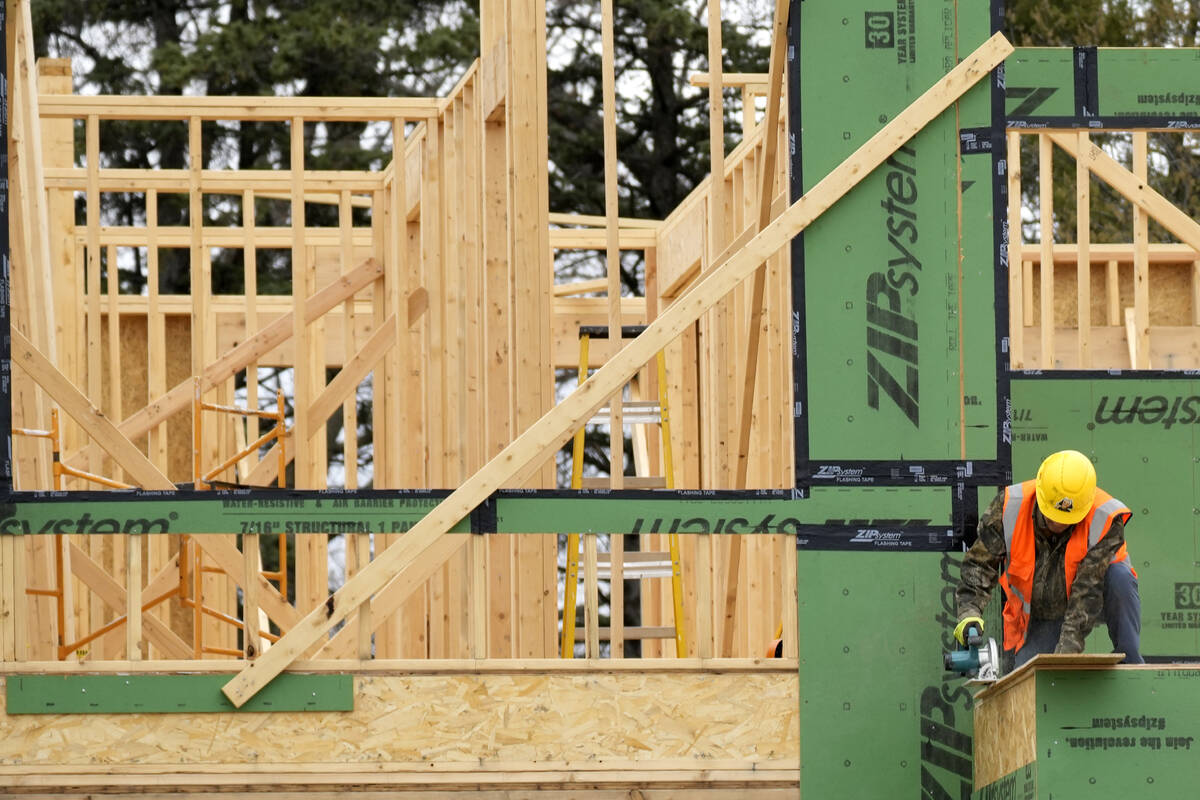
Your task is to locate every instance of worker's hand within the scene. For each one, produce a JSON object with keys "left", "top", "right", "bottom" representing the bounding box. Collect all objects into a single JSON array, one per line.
[{"left": 954, "top": 616, "right": 985, "bottom": 647}]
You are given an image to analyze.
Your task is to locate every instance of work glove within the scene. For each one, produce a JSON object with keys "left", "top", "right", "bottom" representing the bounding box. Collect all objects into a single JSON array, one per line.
[{"left": 954, "top": 615, "right": 985, "bottom": 647}]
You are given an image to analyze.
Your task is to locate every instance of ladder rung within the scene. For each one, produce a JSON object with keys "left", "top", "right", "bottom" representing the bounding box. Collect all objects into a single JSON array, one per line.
[
  {"left": 596, "top": 551, "right": 675, "bottom": 579},
  {"left": 580, "top": 476, "right": 667, "bottom": 490},
  {"left": 576, "top": 626, "right": 676, "bottom": 641},
  {"left": 590, "top": 401, "right": 662, "bottom": 425}
]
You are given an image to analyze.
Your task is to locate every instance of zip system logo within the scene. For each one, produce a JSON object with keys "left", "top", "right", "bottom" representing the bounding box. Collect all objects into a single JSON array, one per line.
[
  {"left": 1093, "top": 394, "right": 1200, "bottom": 429},
  {"left": 866, "top": 142, "right": 920, "bottom": 428}
]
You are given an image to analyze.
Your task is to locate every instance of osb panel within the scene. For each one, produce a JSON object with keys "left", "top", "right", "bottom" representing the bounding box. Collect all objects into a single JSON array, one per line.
[
  {"left": 1015, "top": 325, "right": 1200, "bottom": 370},
  {"left": 1022, "top": 261, "right": 1197, "bottom": 326},
  {"left": 973, "top": 671, "right": 1036, "bottom": 788},
  {"left": 0, "top": 672, "right": 798, "bottom": 767}
]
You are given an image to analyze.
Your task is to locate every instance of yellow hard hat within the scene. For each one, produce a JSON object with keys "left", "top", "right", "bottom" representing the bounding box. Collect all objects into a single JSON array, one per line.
[{"left": 1035, "top": 450, "right": 1097, "bottom": 525}]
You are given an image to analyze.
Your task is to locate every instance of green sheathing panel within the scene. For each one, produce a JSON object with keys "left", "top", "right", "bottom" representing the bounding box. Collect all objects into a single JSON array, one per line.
[
  {"left": 1035, "top": 669, "right": 1200, "bottom": 796},
  {"left": 1096, "top": 49, "right": 1200, "bottom": 119},
  {"left": 496, "top": 487, "right": 951, "bottom": 537},
  {"left": 0, "top": 496, "right": 469, "bottom": 536},
  {"left": 1005, "top": 47, "right": 1200, "bottom": 122},
  {"left": 1012, "top": 377, "right": 1200, "bottom": 657},
  {"left": 959, "top": 138, "right": 999, "bottom": 461},
  {"left": 798, "top": 551, "right": 974, "bottom": 797},
  {"left": 799, "top": 1, "right": 999, "bottom": 461},
  {"left": 4, "top": 673, "right": 352, "bottom": 713},
  {"left": 1003, "top": 48, "right": 1076, "bottom": 118}
]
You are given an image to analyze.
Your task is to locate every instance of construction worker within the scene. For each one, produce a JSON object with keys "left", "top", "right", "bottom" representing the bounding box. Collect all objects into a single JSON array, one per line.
[{"left": 954, "top": 449, "right": 1144, "bottom": 667}]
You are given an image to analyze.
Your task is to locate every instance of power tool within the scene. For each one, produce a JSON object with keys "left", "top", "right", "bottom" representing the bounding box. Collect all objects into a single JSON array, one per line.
[{"left": 943, "top": 621, "right": 1000, "bottom": 682}]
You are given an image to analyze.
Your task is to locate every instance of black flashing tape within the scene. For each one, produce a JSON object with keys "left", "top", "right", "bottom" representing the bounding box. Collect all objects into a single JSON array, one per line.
[
  {"left": 959, "top": 127, "right": 994, "bottom": 155},
  {"left": 1074, "top": 46, "right": 1100, "bottom": 118},
  {"left": 1008, "top": 115, "right": 1200, "bottom": 129},
  {"left": 794, "top": 525, "right": 960, "bottom": 551}
]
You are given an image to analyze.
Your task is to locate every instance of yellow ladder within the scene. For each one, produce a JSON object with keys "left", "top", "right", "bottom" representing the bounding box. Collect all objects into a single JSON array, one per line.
[{"left": 561, "top": 325, "right": 687, "bottom": 657}]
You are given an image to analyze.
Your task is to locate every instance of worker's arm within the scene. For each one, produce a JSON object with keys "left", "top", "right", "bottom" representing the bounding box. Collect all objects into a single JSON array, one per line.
[
  {"left": 1056, "top": 517, "right": 1126, "bottom": 653},
  {"left": 956, "top": 492, "right": 1007, "bottom": 620}
]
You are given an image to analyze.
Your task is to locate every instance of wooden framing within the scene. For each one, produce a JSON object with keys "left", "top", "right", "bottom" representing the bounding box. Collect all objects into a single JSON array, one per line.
[
  {"left": 9, "top": 0, "right": 1200, "bottom": 792},
  {"left": 1007, "top": 129, "right": 1200, "bottom": 369}
]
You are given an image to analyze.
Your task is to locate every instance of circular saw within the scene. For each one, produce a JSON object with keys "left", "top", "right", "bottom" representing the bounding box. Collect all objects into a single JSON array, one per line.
[{"left": 943, "top": 624, "right": 1000, "bottom": 683}]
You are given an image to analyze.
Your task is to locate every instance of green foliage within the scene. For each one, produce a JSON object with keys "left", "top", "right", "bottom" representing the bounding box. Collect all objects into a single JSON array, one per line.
[{"left": 546, "top": 0, "right": 769, "bottom": 293}]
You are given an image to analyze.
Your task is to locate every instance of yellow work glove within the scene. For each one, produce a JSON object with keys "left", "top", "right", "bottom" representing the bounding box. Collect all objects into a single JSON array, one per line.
[{"left": 954, "top": 616, "right": 985, "bottom": 647}]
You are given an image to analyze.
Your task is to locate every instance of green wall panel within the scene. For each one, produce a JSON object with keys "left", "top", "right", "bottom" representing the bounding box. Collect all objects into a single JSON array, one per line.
[
  {"left": 799, "top": 0, "right": 1000, "bottom": 463},
  {"left": 1005, "top": 47, "right": 1200, "bottom": 121},
  {"left": 1035, "top": 669, "right": 1200, "bottom": 796},
  {"left": 1003, "top": 48, "right": 1076, "bottom": 118},
  {"left": 1096, "top": 49, "right": 1200, "bottom": 119},
  {"left": 0, "top": 496, "right": 468, "bottom": 536},
  {"left": 496, "top": 487, "right": 952, "bottom": 535},
  {"left": 1012, "top": 377, "right": 1200, "bottom": 657},
  {"left": 798, "top": 551, "right": 974, "bottom": 797},
  {"left": 5, "top": 674, "right": 352, "bottom": 714}
]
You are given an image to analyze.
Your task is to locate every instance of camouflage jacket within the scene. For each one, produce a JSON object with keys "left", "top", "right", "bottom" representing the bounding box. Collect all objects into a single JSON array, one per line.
[{"left": 955, "top": 489, "right": 1126, "bottom": 654}]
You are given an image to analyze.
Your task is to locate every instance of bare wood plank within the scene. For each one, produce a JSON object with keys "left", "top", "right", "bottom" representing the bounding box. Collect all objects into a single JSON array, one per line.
[
  {"left": 243, "top": 533, "right": 261, "bottom": 658},
  {"left": 600, "top": 0, "right": 625, "bottom": 499},
  {"left": 1107, "top": 259, "right": 1121, "bottom": 326},
  {"left": 1132, "top": 132, "right": 1151, "bottom": 368},
  {"left": 85, "top": 114, "right": 101, "bottom": 479},
  {"left": 1007, "top": 132, "right": 1025, "bottom": 368},
  {"left": 1194, "top": 260, "right": 1200, "bottom": 326},
  {"left": 689, "top": 71, "right": 770, "bottom": 89},
  {"left": 11, "top": 331, "right": 174, "bottom": 489},
  {"left": 0, "top": 534, "right": 13, "bottom": 660},
  {"left": 13, "top": 1, "right": 56, "bottom": 362},
  {"left": 39, "top": 94, "right": 439, "bottom": 121},
  {"left": 694, "top": 533, "right": 713, "bottom": 658},
  {"left": 733, "top": 0, "right": 788, "bottom": 493},
  {"left": 221, "top": 33, "right": 1011, "bottom": 705},
  {"left": 354, "top": 532, "right": 372, "bottom": 660},
  {"left": 600, "top": 0, "right": 625, "bottom": 659},
  {"left": 1023, "top": 260, "right": 1034, "bottom": 327},
  {"left": 1076, "top": 131, "right": 1091, "bottom": 368},
  {"left": 125, "top": 533, "right": 141, "bottom": 660},
  {"left": 105, "top": 244, "right": 123, "bottom": 483},
  {"left": 1013, "top": 241, "right": 1200, "bottom": 264},
  {"left": 1038, "top": 134, "right": 1055, "bottom": 367},
  {"left": 243, "top": 188, "right": 261, "bottom": 482},
  {"left": 1124, "top": 307, "right": 1139, "bottom": 369}
]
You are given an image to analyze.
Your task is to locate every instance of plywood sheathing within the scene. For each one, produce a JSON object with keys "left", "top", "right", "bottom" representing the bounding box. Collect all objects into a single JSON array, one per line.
[
  {"left": 0, "top": 671, "right": 798, "bottom": 790},
  {"left": 972, "top": 667, "right": 1037, "bottom": 788}
]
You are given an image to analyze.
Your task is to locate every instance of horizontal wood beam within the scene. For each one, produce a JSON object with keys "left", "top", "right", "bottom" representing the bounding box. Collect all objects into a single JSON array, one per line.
[
  {"left": 40, "top": 94, "right": 439, "bottom": 121},
  {"left": 1015, "top": 242, "right": 1199, "bottom": 264},
  {"left": 219, "top": 32, "right": 1012, "bottom": 707},
  {"left": 689, "top": 72, "right": 770, "bottom": 89},
  {"left": 45, "top": 167, "right": 385, "bottom": 193}
]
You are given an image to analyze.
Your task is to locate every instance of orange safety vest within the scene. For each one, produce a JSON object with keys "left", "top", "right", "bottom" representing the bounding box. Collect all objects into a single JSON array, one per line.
[{"left": 997, "top": 480, "right": 1132, "bottom": 653}]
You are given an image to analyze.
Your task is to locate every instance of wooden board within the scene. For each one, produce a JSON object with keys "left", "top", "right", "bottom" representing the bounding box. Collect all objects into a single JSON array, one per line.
[{"left": 0, "top": 670, "right": 797, "bottom": 793}]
